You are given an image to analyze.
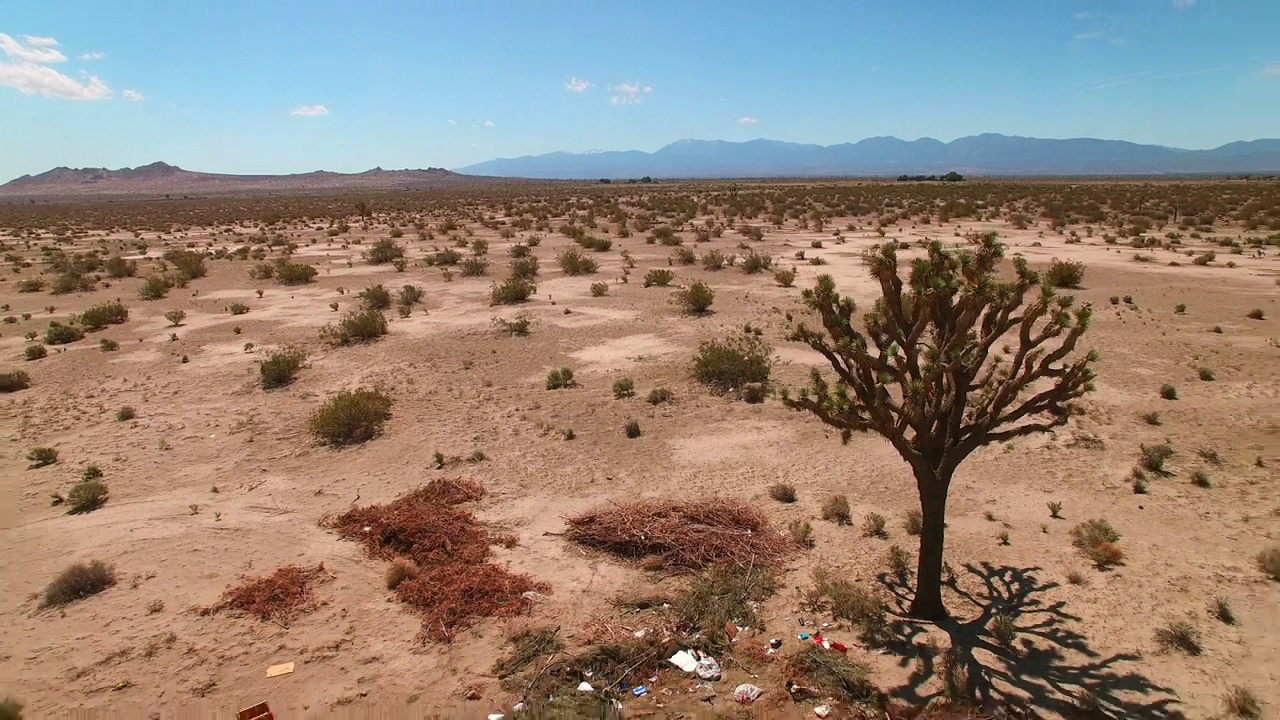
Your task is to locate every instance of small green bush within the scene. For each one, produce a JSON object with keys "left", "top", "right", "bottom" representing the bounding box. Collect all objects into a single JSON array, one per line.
[
  {"left": 116, "top": 406, "right": 135, "bottom": 421},
  {"left": 228, "top": 302, "right": 249, "bottom": 315},
  {"left": 259, "top": 347, "right": 308, "bottom": 389},
  {"left": 509, "top": 256, "right": 539, "bottom": 279},
  {"left": 24, "top": 345, "right": 47, "bottom": 361},
  {"left": 359, "top": 284, "right": 392, "bottom": 311},
  {"left": 40, "top": 560, "right": 117, "bottom": 608},
  {"left": 701, "top": 249, "right": 728, "bottom": 271},
  {"left": 1045, "top": 258, "right": 1085, "bottom": 288},
  {"left": 77, "top": 302, "right": 129, "bottom": 330},
  {"left": 163, "top": 249, "right": 207, "bottom": 280},
  {"left": 862, "top": 512, "right": 888, "bottom": 538},
  {"left": 590, "top": 281, "right": 609, "bottom": 297},
  {"left": 1071, "top": 519, "right": 1124, "bottom": 568},
  {"left": 1140, "top": 443, "right": 1174, "bottom": 473},
  {"left": 45, "top": 322, "right": 84, "bottom": 345},
  {"left": 546, "top": 367, "right": 577, "bottom": 390},
  {"left": 321, "top": 309, "right": 388, "bottom": 345},
  {"left": 0, "top": 370, "right": 31, "bottom": 392},
  {"left": 459, "top": 256, "right": 490, "bottom": 277},
  {"left": 1223, "top": 686, "right": 1261, "bottom": 719},
  {"left": 67, "top": 480, "right": 109, "bottom": 514},
  {"left": 624, "top": 419, "right": 641, "bottom": 438},
  {"left": 774, "top": 268, "right": 797, "bottom": 287},
  {"left": 612, "top": 377, "right": 635, "bottom": 398},
  {"left": 903, "top": 509, "right": 923, "bottom": 536},
  {"left": 1245, "top": 308, "right": 1265, "bottom": 320},
  {"left": 164, "top": 309, "right": 186, "bottom": 327},
  {"left": 740, "top": 251, "right": 773, "bottom": 274},
  {"left": 105, "top": 255, "right": 137, "bottom": 278},
  {"left": 273, "top": 259, "right": 318, "bottom": 285},
  {"left": 557, "top": 248, "right": 598, "bottom": 275},
  {"left": 27, "top": 447, "right": 58, "bottom": 467},
  {"left": 1197, "top": 367, "right": 1216, "bottom": 381},
  {"left": 309, "top": 388, "right": 394, "bottom": 446},
  {"left": 492, "top": 314, "right": 531, "bottom": 335},
  {"left": 17, "top": 277, "right": 45, "bottom": 292},
  {"left": 643, "top": 268, "right": 675, "bottom": 287},
  {"left": 490, "top": 275, "right": 537, "bottom": 305},
  {"left": 1159, "top": 384, "right": 1178, "bottom": 400},
  {"left": 99, "top": 338, "right": 120, "bottom": 352},
  {"left": 138, "top": 274, "right": 172, "bottom": 300},
  {"left": 365, "top": 238, "right": 405, "bottom": 265},
  {"left": 693, "top": 333, "right": 771, "bottom": 394},
  {"left": 675, "top": 281, "right": 715, "bottom": 314}
]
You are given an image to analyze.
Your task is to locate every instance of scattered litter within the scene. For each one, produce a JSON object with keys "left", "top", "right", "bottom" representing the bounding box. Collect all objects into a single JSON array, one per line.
[
  {"left": 814, "top": 705, "right": 833, "bottom": 718},
  {"left": 577, "top": 681, "right": 594, "bottom": 692},
  {"left": 769, "top": 637, "right": 783, "bottom": 649},
  {"left": 487, "top": 714, "right": 504, "bottom": 720},
  {"left": 734, "top": 683, "right": 764, "bottom": 703},
  {"left": 512, "top": 702, "right": 526, "bottom": 712},
  {"left": 265, "top": 662, "right": 294, "bottom": 678},
  {"left": 797, "top": 617, "right": 806, "bottom": 626},
  {"left": 634, "top": 629, "right": 649, "bottom": 639},
  {"left": 694, "top": 655, "right": 722, "bottom": 681},
  {"left": 631, "top": 685, "right": 648, "bottom": 697},
  {"left": 669, "top": 650, "right": 698, "bottom": 673},
  {"left": 799, "top": 633, "right": 810, "bottom": 640},
  {"left": 724, "top": 622, "right": 739, "bottom": 641},
  {"left": 521, "top": 591, "right": 547, "bottom": 603},
  {"left": 812, "top": 634, "right": 848, "bottom": 653},
  {"left": 237, "top": 702, "right": 273, "bottom": 720}
]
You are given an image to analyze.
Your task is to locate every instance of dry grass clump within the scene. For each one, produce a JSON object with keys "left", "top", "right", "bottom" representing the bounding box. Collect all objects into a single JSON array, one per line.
[
  {"left": 1071, "top": 519, "right": 1124, "bottom": 568},
  {"left": 675, "top": 564, "right": 779, "bottom": 652},
  {"left": 328, "top": 478, "right": 547, "bottom": 642},
  {"left": 1154, "top": 620, "right": 1202, "bottom": 655},
  {"left": 768, "top": 482, "right": 797, "bottom": 503},
  {"left": 210, "top": 564, "right": 330, "bottom": 625},
  {"left": 41, "top": 560, "right": 117, "bottom": 608},
  {"left": 493, "top": 626, "right": 564, "bottom": 679},
  {"left": 384, "top": 558, "right": 420, "bottom": 590},
  {"left": 564, "top": 498, "right": 792, "bottom": 571},
  {"left": 805, "top": 567, "right": 887, "bottom": 637},
  {"left": 822, "top": 494, "right": 852, "bottom": 524},
  {"left": 784, "top": 645, "right": 876, "bottom": 702},
  {"left": 1223, "top": 686, "right": 1262, "bottom": 718}
]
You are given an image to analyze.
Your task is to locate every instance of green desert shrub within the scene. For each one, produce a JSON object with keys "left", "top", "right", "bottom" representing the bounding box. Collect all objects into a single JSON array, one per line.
[
  {"left": 164, "top": 309, "right": 186, "bottom": 327},
  {"left": 27, "top": 447, "right": 58, "bottom": 467},
  {"left": 1159, "top": 383, "right": 1178, "bottom": 400},
  {"left": 590, "top": 281, "right": 609, "bottom": 297},
  {"left": 273, "top": 258, "right": 318, "bottom": 285},
  {"left": 490, "top": 275, "right": 537, "bottom": 305},
  {"left": 646, "top": 387, "right": 673, "bottom": 405},
  {"left": 228, "top": 302, "right": 250, "bottom": 315},
  {"left": 45, "top": 322, "right": 84, "bottom": 345},
  {"left": 138, "top": 274, "right": 172, "bottom": 300},
  {"left": 104, "top": 255, "right": 137, "bottom": 278},
  {"left": 612, "top": 377, "right": 635, "bottom": 398},
  {"left": 67, "top": 480, "right": 109, "bottom": 514},
  {"left": 1071, "top": 519, "right": 1124, "bottom": 568},
  {"left": 1257, "top": 545, "right": 1280, "bottom": 581},
  {"left": 1045, "top": 258, "right": 1085, "bottom": 288},
  {"left": 365, "top": 238, "right": 405, "bottom": 265},
  {"left": 259, "top": 347, "right": 308, "bottom": 389},
  {"left": 643, "top": 268, "right": 675, "bottom": 287},
  {"left": 77, "top": 302, "right": 128, "bottom": 330},
  {"left": 99, "top": 338, "right": 119, "bottom": 352},
  {"left": 359, "top": 284, "right": 392, "bottom": 311},
  {"left": 557, "top": 248, "right": 598, "bottom": 275},
  {"left": 162, "top": 249, "right": 206, "bottom": 280},
  {"left": 24, "top": 345, "right": 47, "bottom": 361},
  {"left": 321, "top": 309, "right": 387, "bottom": 345},
  {"left": 693, "top": 333, "right": 771, "bottom": 394},
  {"left": 459, "top": 256, "right": 490, "bottom": 277},
  {"left": 822, "top": 494, "right": 852, "bottom": 524},
  {"left": 309, "top": 388, "right": 394, "bottom": 446},
  {"left": 768, "top": 482, "right": 797, "bottom": 503},
  {"left": 545, "top": 367, "right": 577, "bottom": 390},
  {"left": 675, "top": 281, "right": 715, "bottom": 314},
  {"left": 774, "top": 268, "right": 797, "bottom": 287}
]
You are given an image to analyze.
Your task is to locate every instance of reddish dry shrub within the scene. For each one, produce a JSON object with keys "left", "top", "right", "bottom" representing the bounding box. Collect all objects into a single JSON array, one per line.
[
  {"left": 564, "top": 498, "right": 792, "bottom": 570},
  {"left": 328, "top": 477, "right": 547, "bottom": 642},
  {"left": 212, "top": 564, "right": 329, "bottom": 625}
]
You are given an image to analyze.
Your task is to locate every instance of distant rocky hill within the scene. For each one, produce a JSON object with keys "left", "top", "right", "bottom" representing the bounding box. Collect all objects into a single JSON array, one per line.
[
  {"left": 456, "top": 134, "right": 1280, "bottom": 179},
  {"left": 0, "top": 162, "right": 508, "bottom": 199}
]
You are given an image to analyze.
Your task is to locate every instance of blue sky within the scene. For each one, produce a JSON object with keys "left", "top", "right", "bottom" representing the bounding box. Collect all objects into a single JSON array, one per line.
[{"left": 1, "top": 0, "right": 1276, "bottom": 180}]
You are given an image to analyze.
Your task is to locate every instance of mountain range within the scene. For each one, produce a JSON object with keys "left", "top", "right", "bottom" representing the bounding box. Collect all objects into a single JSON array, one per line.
[
  {"left": 4, "top": 135, "right": 1278, "bottom": 198},
  {"left": 0, "top": 162, "right": 505, "bottom": 198},
  {"left": 457, "top": 135, "right": 1280, "bottom": 179}
]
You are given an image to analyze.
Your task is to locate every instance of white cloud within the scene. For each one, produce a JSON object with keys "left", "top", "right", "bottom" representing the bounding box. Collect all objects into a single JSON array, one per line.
[
  {"left": 737, "top": 116, "right": 758, "bottom": 125},
  {"left": 1073, "top": 11, "right": 1095, "bottom": 20},
  {"left": 291, "top": 104, "right": 329, "bottom": 116},
  {"left": 122, "top": 88, "right": 143, "bottom": 101},
  {"left": 0, "top": 32, "right": 67, "bottom": 63},
  {"left": 79, "top": 51, "right": 105, "bottom": 60},
  {"left": 1172, "top": 0, "right": 1195, "bottom": 7},
  {"left": 0, "top": 33, "right": 111, "bottom": 100},
  {"left": 484, "top": 119, "right": 495, "bottom": 127},
  {"left": 1074, "top": 30, "right": 1106, "bottom": 40},
  {"left": 1262, "top": 63, "right": 1280, "bottom": 79},
  {"left": 609, "top": 81, "right": 653, "bottom": 105},
  {"left": 564, "top": 76, "right": 591, "bottom": 92},
  {"left": 447, "top": 118, "right": 457, "bottom": 125}
]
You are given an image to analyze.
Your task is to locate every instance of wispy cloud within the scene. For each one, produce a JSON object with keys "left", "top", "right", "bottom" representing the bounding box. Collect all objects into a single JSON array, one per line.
[
  {"left": 1172, "top": 0, "right": 1195, "bottom": 8},
  {"left": 122, "top": 88, "right": 143, "bottom": 101},
  {"left": 0, "top": 33, "right": 111, "bottom": 99},
  {"left": 291, "top": 104, "right": 328, "bottom": 116},
  {"left": 484, "top": 119, "right": 495, "bottom": 127},
  {"left": 447, "top": 118, "right": 457, "bottom": 126},
  {"left": 737, "top": 116, "right": 758, "bottom": 125},
  {"left": 1073, "top": 30, "right": 1107, "bottom": 40},
  {"left": 1083, "top": 65, "right": 1233, "bottom": 91},
  {"left": 1260, "top": 63, "right": 1280, "bottom": 79},
  {"left": 0, "top": 32, "right": 67, "bottom": 63},
  {"left": 609, "top": 81, "right": 653, "bottom": 105},
  {"left": 564, "top": 76, "right": 591, "bottom": 92},
  {"left": 79, "top": 51, "right": 104, "bottom": 60},
  {"left": 1073, "top": 11, "right": 1095, "bottom": 20}
]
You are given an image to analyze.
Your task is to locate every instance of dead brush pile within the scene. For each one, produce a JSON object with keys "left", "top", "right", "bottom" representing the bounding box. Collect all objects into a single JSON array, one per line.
[
  {"left": 327, "top": 477, "right": 547, "bottom": 642},
  {"left": 210, "top": 563, "right": 331, "bottom": 625},
  {"left": 564, "top": 498, "right": 792, "bottom": 570}
]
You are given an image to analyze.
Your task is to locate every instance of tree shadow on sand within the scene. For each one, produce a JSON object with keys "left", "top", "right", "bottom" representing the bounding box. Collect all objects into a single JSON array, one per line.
[{"left": 872, "top": 562, "right": 1184, "bottom": 719}]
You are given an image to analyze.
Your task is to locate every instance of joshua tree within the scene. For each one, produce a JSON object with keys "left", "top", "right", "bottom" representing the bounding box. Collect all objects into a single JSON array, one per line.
[{"left": 782, "top": 234, "right": 1096, "bottom": 620}]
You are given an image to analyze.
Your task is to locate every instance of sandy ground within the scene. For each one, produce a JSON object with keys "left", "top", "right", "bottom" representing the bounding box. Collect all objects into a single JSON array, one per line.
[{"left": 1, "top": 198, "right": 1277, "bottom": 719}]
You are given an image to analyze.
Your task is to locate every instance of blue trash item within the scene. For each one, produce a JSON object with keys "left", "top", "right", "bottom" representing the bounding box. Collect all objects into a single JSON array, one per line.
[
  {"left": 631, "top": 685, "right": 648, "bottom": 697},
  {"left": 799, "top": 633, "right": 810, "bottom": 640}
]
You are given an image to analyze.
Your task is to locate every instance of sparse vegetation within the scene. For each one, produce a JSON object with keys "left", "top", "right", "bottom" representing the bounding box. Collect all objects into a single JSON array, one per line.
[
  {"left": 1046, "top": 257, "right": 1085, "bottom": 288},
  {"left": 674, "top": 280, "right": 715, "bottom": 314},
  {"left": 545, "top": 367, "right": 576, "bottom": 390},
  {"left": 642, "top": 268, "right": 675, "bottom": 287},
  {"left": 1, "top": 370, "right": 31, "bottom": 392},
  {"left": 27, "top": 447, "right": 58, "bottom": 468},
  {"left": 489, "top": 275, "right": 537, "bottom": 305},
  {"left": 67, "top": 480, "right": 109, "bottom": 513},
  {"left": 1071, "top": 519, "right": 1124, "bottom": 568},
  {"left": 321, "top": 308, "right": 387, "bottom": 345},
  {"left": 40, "top": 560, "right": 116, "bottom": 608},
  {"left": 768, "top": 482, "right": 797, "bottom": 503},
  {"left": 309, "top": 388, "right": 394, "bottom": 446},
  {"left": 821, "top": 494, "right": 851, "bottom": 524},
  {"left": 692, "top": 332, "right": 771, "bottom": 394},
  {"left": 259, "top": 347, "right": 308, "bottom": 389},
  {"left": 1154, "top": 620, "right": 1202, "bottom": 655},
  {"left": 611, "top": 376, "right": 635, "bottom": 398},
  {"left": 862, "top": 512, "right": 888, "bottom": 538}
]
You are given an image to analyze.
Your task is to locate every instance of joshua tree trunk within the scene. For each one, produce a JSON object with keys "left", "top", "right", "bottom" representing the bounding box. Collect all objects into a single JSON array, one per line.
[{"left": 909, "top": 467, "right": 951, "bottom": 621}]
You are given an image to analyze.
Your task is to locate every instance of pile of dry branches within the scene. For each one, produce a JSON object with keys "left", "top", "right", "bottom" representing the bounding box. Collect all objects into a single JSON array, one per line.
[
  {"left": 211, "top": 563, "right": 331, "bottom": 625},
  {"left": 564, "top": 498, "right": 792, "bottom": 570},
  {"left": 327, "top": 477, "right": 547, "bottom": 642}
]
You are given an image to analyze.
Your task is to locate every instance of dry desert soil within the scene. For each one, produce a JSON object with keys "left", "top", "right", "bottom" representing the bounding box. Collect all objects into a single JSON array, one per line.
[{"left": 0, "top": 180, "right": 1277, "bottom": 719}]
